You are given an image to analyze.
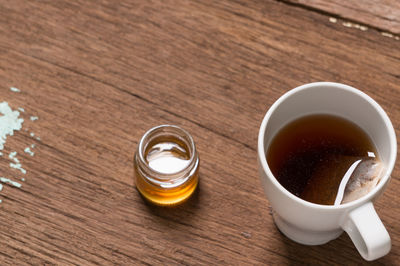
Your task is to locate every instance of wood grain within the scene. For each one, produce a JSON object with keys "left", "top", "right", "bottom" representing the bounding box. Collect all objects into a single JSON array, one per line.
[
  {"left": 0, "top": 0, "right": 399, "bottom": 265},
  {"left": 285, "top": 0, "right": 400, "bottom": 34}
]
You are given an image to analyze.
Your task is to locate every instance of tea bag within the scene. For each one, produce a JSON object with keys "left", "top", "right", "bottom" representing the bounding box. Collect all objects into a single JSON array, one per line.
[
  {"left": 300, "top": 154, "right": 384, "bottom": 205},
  {"left": 339, "top": 157, "right": 385, "bottom": 204}
]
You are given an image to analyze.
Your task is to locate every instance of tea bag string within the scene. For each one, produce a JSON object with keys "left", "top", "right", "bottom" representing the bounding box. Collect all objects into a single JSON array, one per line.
[{"left": 334, "top": 159, "right": 362, "bottom": 205}]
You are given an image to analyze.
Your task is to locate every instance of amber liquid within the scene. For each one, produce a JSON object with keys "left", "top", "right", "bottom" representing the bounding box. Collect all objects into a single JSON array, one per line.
[
  {"left": 267, "top": 114, "right": 379, "bottom": 205},
  {"left": 135, "top": 135, "right": 198, "bottom": 206}
]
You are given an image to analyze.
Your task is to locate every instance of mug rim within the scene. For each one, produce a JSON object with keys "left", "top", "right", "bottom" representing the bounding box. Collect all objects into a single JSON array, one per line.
[{"left": 258, "top": 82, "right": 397, "bottom": 210}]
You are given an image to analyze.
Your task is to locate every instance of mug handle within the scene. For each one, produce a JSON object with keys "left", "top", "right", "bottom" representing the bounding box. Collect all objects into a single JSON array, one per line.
[{"left": 341, "top": 202, "right": 391, "bottom": 261}]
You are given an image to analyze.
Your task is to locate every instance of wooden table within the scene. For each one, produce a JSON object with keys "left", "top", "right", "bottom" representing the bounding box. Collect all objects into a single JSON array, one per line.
[{"left": 0, "top": 0, "right": 399, "bottom": 265}]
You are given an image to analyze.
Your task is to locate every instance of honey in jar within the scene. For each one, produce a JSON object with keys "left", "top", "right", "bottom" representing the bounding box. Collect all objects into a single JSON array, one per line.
[{"left": 134, "top": 125, "right": 199, "bottom": 206}]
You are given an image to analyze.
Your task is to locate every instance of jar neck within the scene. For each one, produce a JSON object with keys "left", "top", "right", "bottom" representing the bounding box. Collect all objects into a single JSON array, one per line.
[{"left": 135, "top": 125, "right": 199, "bottom": 189}]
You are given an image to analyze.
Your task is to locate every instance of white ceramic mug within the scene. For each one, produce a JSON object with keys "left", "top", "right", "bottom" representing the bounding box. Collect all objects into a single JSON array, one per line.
[{"left": 257, "top": 82, "right": 397, "bottom": 261}]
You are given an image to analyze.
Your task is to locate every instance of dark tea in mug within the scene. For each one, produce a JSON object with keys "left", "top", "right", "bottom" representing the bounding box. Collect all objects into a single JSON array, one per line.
[{"left": 267, "top": 114, "right": 384, "bottom": 205}]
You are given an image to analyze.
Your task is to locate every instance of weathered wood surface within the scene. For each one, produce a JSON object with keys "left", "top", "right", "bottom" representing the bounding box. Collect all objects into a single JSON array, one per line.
[
  {"left": 0, "top": 0, "right": 398, "bottom": 265},
  {"left": 285, "top": 0, "right": 400, "bottom": 34}
]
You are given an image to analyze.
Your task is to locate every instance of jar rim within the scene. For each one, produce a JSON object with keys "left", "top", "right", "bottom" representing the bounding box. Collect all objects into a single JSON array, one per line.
[{"left": 137, "top": 125, "right": 197, "bottom": 181}]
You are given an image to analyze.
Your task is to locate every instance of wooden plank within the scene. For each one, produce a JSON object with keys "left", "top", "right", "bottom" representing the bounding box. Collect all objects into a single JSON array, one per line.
[
  {"left": 284, "top": 0, "right": 400, "bottom": 34},
  {"left": 0, "top": 0, "right": 398, "bottom": 264}
]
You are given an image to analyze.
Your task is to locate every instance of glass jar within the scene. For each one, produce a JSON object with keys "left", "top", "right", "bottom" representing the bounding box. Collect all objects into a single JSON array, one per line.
[{"left": 134, "top": 125, "right": 199, "bottom": 206}]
